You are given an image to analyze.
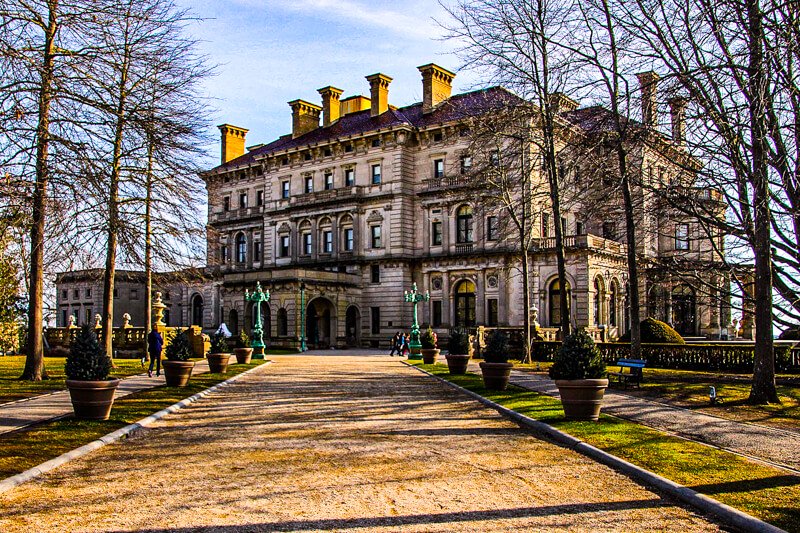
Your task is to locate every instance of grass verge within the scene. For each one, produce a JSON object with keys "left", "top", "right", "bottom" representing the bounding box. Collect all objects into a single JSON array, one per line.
[
  {"left": 0, "top": 357, "right": 145, "bottom": 405},
  {"left": 0, "top": 361, "right": 266, "bottom": 480},
  {"left": 418, "top": 362, "right": 800, "bottom": 532}
]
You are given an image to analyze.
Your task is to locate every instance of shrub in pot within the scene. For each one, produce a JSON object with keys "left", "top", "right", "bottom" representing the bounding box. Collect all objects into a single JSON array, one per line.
[
  {"left": 234, "top": 330, "right": 253, "bottom": 364},
  {"left": 479, "top": 330, "right": 513, "bottom": 390},
  {"left": 420, "top": 327, "right": 440, "bottom": 364},
  {"left": 207, "top": 333, "right": 232, "bottom": 374},
  {"left": 163, "top": 328, "right": 196, "bottom": 386},
  {"left": 549, "top": 328, "right": 608, "bottom": 421},
  {"left": 445, "top": 328, "right": 471, "bottom": 374},
  {"left": 64, "top": 325, "right": 119, "bottom": 420}
]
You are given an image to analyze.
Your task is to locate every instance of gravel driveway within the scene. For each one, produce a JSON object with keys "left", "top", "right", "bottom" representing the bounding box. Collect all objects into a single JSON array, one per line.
[{"left": 0, "top": 356, "right": 718, "bottom": 532}]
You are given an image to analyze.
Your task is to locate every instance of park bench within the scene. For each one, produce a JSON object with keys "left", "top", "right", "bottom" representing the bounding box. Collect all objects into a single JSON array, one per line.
[{"left": 608, "top": 358, "right": 646, "bottom": 388}]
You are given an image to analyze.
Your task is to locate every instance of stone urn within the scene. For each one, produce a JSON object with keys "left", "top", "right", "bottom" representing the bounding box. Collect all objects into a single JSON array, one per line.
[
  {"left": 207, "top": 352, "right": 232, "bottom": 373},
  {"left": 479, "top": 361, "right": 514, "bottom": 391},
  {"left": 66, "top": 378, "right": 120, "bottom": 420},
  {"left": 554, "top": 379, "right": 609, "bottom": 421},
  {"left": 163, "top": 360, "right": 195, "bottom": 387},
  {"left": 421, "top": 348, "right": 440, "bottom": 364},
  {"left": 234, "top": 347, "right": 253, "bottom": 364},
  {"left": 445, "top": 354, "right": 471, "bottom": 375}
]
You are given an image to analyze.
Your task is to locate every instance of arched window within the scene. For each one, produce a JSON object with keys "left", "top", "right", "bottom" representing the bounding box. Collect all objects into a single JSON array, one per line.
[
  {"left": 277, "top": 308, "right": 288, "bottom": 336},
  {"left": 549, "top": 279, "right": 571, "bottom": 326},
  {"left": 593, "top": 276, "right": 605, "bottom": 325},
  {"left": 191, "top": 294, "right": 204, "bottom": 327},
  {"left": 235, "top": 233, "right": 247, "bottom": 263},
  {"left": 456, "top": 205, "right": 474, "bottom": 243},
  {"left": 454, "top": 279, "right": 476, "bottom": 327},
  {"left": 672, "top": 285, "right": 696, "bottom": 336},
  {"left": 609, "top": 281, "right": 619, "bottom": 327}
]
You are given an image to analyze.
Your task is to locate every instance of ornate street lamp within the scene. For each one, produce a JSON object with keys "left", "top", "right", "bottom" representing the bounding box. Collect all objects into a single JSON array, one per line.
[
  {"left": 245, "top": 282, "right": 270, "bottom": 359},
  {"left": 299, "top": 281, "right": 307, "bottom": 352},
  {"left": 404, "top": 282, "right": 430, "bottom": 360}
]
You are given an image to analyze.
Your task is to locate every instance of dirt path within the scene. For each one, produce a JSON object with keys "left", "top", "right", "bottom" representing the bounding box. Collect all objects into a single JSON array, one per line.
[{"left": 0, "top": 356, "right": 718, "bottom": 532}]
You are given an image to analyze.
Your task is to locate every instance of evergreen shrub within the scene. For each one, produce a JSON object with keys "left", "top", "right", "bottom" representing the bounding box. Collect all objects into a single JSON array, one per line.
[
  {"left": 549, "top": 328, "right": 606, "bottom": 380},
  {"left": 483, "top": 330, "right": 510, "bottom": 363},
  {"left": 235, "top": 330, "right": 250, "bottom": 349},
  {"left": 64, "top": 325, "right": 112, "bottom": 381},
  {"left": 447, "top": 328, "right": 470, "bottom": 355},
  {"left": 165, "top": 328, "right": 193, "bottom": 361},
  {"left": 210, "top": 333, "right": 229, "bottom": 354},
  {"left": 420, "top": 327, "right": 438, "bottom": 349},
  {"left": 618, "top": 317, "right": 685, "bottom": 344}
]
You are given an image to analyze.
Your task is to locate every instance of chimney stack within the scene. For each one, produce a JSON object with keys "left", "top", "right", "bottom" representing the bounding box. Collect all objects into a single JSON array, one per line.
[
  {"left": 418, "top": 63, "right": 456, "bottom": 113},
  {"left": 668, "top": 96, "right": 688, "bottom": 146},
  {"left": 217, "top": 124, "right": 249, "bottom": 165},
  {"left": 365, "top": 73, "right": 392, "bottom": 117},
  {"left": 288, "top": 99, "right": 322, "bottom": 139},
  {"left": 318, "top": 86, "right": 343, "bottom": 127},
  {"left": 548, "top": 92, "right": 580, "bottom": 114},
  {"left": 636, "top": 71, "right": 660, "bottom": 129}
]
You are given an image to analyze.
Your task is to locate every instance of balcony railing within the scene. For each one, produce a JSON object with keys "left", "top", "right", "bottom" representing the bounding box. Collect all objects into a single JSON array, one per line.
[
  {"left": 454, "top": 243, "right": 474, "bottom": 254},
  {"left": 531, "top": 234, "right": 625, "bottom": 254},
  {"left": 423, "top": 175, "right": 472, "bottom": 190}
]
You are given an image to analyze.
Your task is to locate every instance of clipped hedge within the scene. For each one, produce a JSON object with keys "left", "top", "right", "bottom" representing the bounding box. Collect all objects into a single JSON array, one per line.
[{"left": 618, "top": 317, "right": 685, "bottom": 344}]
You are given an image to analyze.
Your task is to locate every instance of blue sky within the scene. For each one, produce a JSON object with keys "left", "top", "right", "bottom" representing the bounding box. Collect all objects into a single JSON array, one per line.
[{"left": 180, "top": 0, "right": 482, "bottom": 161}]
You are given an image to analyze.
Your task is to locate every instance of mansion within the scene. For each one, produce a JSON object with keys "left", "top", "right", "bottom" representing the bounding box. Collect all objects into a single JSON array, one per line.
[{"left": 56, "top": 63, "right": 736, "bottom": 348}]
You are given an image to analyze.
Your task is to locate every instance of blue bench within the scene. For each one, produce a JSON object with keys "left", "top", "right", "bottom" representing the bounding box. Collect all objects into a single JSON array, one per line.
[{"left": 608, "top": 359, "right": 646, "bottom": 388}]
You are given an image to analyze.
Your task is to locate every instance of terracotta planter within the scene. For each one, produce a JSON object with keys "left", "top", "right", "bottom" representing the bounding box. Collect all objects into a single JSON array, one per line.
[
  {"left": 207, "top": 352, "right": 231, "bottom": 373},
  {"left": 479, "top": 361, "right": 514, "bottom": 390},
  {"left": 163, "top": 360, "right": 195, "bottom": 387},
  {"left": 445, "top": 354, "right": 471, "bottom": 374},
  {"left": 66, "top": 378, "right": 120, "bottom": 420},
  {"left": 421, "top": 348, "right": 440, "bottom": 364},
  {"left": 234, "top": 347, "right": 253, "bottom": 364},
  {"left": 555, "top": 378, "right": 609, "bottom": 421}
]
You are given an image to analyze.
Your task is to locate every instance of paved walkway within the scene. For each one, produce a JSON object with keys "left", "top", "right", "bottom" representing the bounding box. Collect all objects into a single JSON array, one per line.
[
  {"left": 0, "top": 359, "right": 213, "bottom": 436},
  {"left": 499, "top": 367, "right": 800, "bottom": 472},
  {"left": 0, "top": 356, "right": 717, "bottom": 532}
]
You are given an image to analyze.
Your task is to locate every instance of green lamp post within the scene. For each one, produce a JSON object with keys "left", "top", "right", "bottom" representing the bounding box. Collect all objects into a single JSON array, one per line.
[
  {"left": 245, "top": 281, "right": 270, "bottom": 359},
  {"left": 404, "top": 282, "right": 430, "bottom": 360}
]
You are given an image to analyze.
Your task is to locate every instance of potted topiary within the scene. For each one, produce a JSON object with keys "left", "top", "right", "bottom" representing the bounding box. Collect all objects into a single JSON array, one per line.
[
  {"left": 445, "top": 328, "right": 471, "bottom": 374},
  {"left": 549, "top": 328, "right": 608, "bottom": 421},
  {"left": 207, "top": 332, "right": 232, "bottom": 373},
  {"left": 234, "top": 329, "right": 253, "bottom": 364},
  {"left": 479, "top": 330, "right": 513, "bottom": 390},
  {"left": 64, "top": 325, "right": 118, "bottom": 420},
  {"left": 163, "top": 328, "right": 195, "bottom": 386},
  {"left": 420, "top": 327, "right": 439, "bottom": 364}
]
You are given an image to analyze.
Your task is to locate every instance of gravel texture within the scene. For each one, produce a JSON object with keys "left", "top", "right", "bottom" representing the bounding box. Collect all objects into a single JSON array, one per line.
[{"left": 0, "top": 356, "right": 718, "bottom": 532}]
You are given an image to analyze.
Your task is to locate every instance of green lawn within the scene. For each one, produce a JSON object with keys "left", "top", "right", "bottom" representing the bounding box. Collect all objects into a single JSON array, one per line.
[
  {"left": 0, "top": 360, "right": 266, "bottom": 480},
  {"left": 418, "top": 363, "right": 800, "bottom": 532},
  {"left": 0, "top": 357, "right": 146, "bottom": 405}
]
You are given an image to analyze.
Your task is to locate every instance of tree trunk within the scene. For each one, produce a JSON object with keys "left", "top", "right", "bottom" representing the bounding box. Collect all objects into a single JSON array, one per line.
[
  {"left": 143, "top": 135, "right": 154, "bottom": 359},
  {"left": 620, "top": 158, "right": 642, "bottom": 359},
  {"left": 21, "top": 2, "right": 58, "bottom": 381}
]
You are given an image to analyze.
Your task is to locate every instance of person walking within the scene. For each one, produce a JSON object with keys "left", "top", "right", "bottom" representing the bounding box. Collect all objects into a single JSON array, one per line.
[
  {"left": 389, "top": 332, "right": 401, "bottom": 356},
  {"left": 400, "top": 333, "right": 410, "bottom": 357},
  {"left": 147, "top": 327, "right": 164, "bottom": 378}
]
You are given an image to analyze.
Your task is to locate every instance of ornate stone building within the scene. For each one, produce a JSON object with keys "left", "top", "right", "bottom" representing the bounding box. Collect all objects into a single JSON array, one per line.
[{"left": 56, "top": 63, "right": 734, "bottom": 346}]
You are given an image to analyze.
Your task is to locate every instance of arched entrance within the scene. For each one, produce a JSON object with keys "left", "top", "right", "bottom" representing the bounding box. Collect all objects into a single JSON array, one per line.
[
  {"left": 345, "top": 305, "right": 361, "bottom": 347},
  {"left": 307, "top": 297, "right": 336, "bottom": 348},
  {"left": 549, "top": 278, "right": 571, "bottom": 327},
  {"left": 228, "top": 309, "right": 239, "bottom": 335},
  {"left": 454, "top": 280, "right": 476, "bottom": 328},
  {"left": 672, "top": 285, "right": 696, "bottom": 336},
  {"left": 191, "top": 294, "right": 204, "bottom": 327}
]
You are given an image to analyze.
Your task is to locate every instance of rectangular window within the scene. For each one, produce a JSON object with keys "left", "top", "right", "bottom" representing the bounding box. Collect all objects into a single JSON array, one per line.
[
  {"left": 256, "top": 190, "right": 264, "bottom": 206},
  {"left": 432, "top": 300, "right": 442, "bottom": 327},
  {"left": 221, "top": 245, "right": 228, "bottom": 263},
  {"left": 370, "top": 225, "right": 382, "bottom": 248},
  {"left": 253, "top": 241, "right": 262, "bottom": 261},
  {"left": 561, "top": 216, "right": 568, "bottom": 235},
  {"left": 239, "top": 192, "right": 248, "bottom": 208},
  {"left": 371, "top": 138, "right": 381, "bottom": 147},
  {"left": 576, "top": 221, "right": 585, "bottom": 235},
  {"left": 490, "top": 150, "right": 500, "bottom": 167},
  {"left": 85, "top": 308, "right": 92, "bottom": 325},
  {"left": 487, "top": 299, "right": 499, "bottom": 327},
  {"left": 371, "top": 164, "right": 382, "bottom": 184},
  {"left": 542, "top": 213, "right": 550, "bottom": 237},
  {"left": 130, "top": 289, "right": 139, "bottom": 300},
  {"left": 371, "top": 264, "right": 380, "bottom": 283},
  {"left": 85, "top": 288, "right": 91, "bottom": 298},
  {"left": 371, "top": 307, "right": 381, "bottom": 334},
  {"left": 61, "top": 310, "right": 67, "bottom": 326},
  {"left": 675, "top": 223, "right": 690, "bottom": 250},
  {"left": 279, "top": 235, "right": 290, "bottom": 257},
  {"left": 487, "top": 216, "right": 498, "bottom": 241},
  {"left": 304, "top": 176, "right": 313, "bottom": 194},
  {"left": 302, "top": 233, "right": 312, "bottom": 255},
  {"left": 433, "top": 159, "right": 444, "bottom": 178},
  {"left": 62, "top": 289, "right": 68, "bottom": 299},
  {"left": 433, "top": 132, "right": 443, "bottom": 142},
  {"left": 223, "top": 196, "right": 230, "bottom": 211},
  {"left": 460, "top": 155, "right": 472, "bottom": 174},
  {"left": 432, "top": 221, "right": 442, "bottom": 245},
  {"left": 344, "top": 228, "right": 354, "bottom": 251},
  {"left": 324, "top": 172, "right": 334, "bottom": 190},
  {"left": 345, "top": 168, "right": 355, "bottom": 187},
  {"left": 344, "top": 144, "right": 353, "bottom": 153},
  {"left": 603, "top": 221, "right": 616, "bottom": 240},
  {"left": 281, "top": 180, "right": 290, "bottom": 199},
  {"left": 322, "top": 230, "right": 333, "bottom": 253},
  {"left": 73, "top": 289, "right": 79, "bottom": 299}
]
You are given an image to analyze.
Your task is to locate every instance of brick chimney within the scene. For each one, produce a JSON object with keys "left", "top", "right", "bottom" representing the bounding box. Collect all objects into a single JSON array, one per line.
[
  {"left": 365, "top": 73, "right": 392, "bottom": 117},
  {"left": 636, "top": 71, "right": 660, "bottom": 129},
  {"left": 548, "top": 92, "right": 579, "bottom": 113},
  {"left": 217, "top": 124, "right": 249, "bottom": 165},
  {"left": 288, "top": 99, "right": 322, "bottom": 139},
  {"left": 318, "top": 86, "right": 343, "bottom": 127},
  {"left": 668, "top": 96, "right": 688, "bottom": 146},
  {"left": 418, "top": 63, "right": 456, "bottom": 113}
]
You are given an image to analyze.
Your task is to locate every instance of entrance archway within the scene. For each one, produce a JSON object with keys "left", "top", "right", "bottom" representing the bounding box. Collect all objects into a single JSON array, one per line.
[
  {"left": 672, "top": 285, "right": 696, "bottom": 336},
  {"left": 229, "top": 309, "right": 239, "bottom": 335},
  {"left": 454, "top": 280, "right": 476, "bottom": 328},
  {"left": 345, "top": 305, "right": 361, "bottom": 347},
  {"left": 307, "top": 297, "right": 336, "bottom": 348},
  {"left": 191, "top": 294, "right": 204, "bottom": 327}
]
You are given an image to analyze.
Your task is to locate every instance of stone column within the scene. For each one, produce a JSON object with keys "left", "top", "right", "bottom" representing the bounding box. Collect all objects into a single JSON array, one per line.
[
  {"left": 247, "top": 229, "right": 255, "bottom": 269},
  {"left": 475, "top": 270, "right": 485, "bottom": 325},
  {"left": 498, "top": 266, "right": 509, "bottom": 325},
  {"left": 442, "top": 270, "right": 451, "bottom": 327}
]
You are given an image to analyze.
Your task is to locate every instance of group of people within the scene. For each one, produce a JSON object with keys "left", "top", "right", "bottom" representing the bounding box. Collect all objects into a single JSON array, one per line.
[{"left": 389, "top": 332, "right": 411, "bottom": 357}]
